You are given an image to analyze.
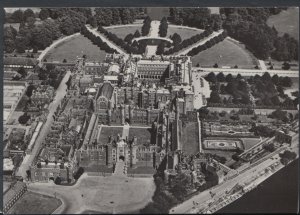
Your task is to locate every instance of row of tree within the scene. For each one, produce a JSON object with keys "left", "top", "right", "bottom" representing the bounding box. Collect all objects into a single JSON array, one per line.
[
  {"left": 187, "top": 30, "right": 228, "bottom": 56},
  {"left": 97, "top": 26, "right": 144, "bottom": 54},
  {"left": 164, "top": 29, "right": 214, "bottom": 55},
  {"left": 159, "top": 17, "right": 168, "bottom": 37},
  {"left": 81, "top": 26, "right": 117, "bottom": 54}
]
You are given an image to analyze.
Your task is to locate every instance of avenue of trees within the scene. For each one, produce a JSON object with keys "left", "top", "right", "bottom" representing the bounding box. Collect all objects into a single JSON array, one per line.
[
  {"left": 97, "top": 26, "right": 144, "bottom": 54},
  {"left": 187, "top": 30, "right": 228, "bottom": 56},
  {"left": 80, "top": 26, "right": 117, "bottom": 54},
  {"left": 164, "top": 28, "right": 214, "bottom": 55}
]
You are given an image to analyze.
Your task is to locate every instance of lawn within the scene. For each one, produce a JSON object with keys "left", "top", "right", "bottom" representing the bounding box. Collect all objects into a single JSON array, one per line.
[
  {"left": 106, "top": 26, "right": 142, "bottom": 39},
  {"left": 181, "top": 122, "right": 199, "bottom": 155},
  {"left": 8, "top": 191, "right": 62, "bottom": 214},
  {"left": 98, "top": 126, "right": 123, "bottom": 144},
  {"left": 240, "top": 138, "right": 261, "bottom": 150},
  {"left": 128, "top": 127, "right": 152, "bottom": 145},
  {"left": 167, "top": 25, "right": 203, "bottom": 40},
  {"left": 44, "top": 34, "right": 107, "bottom": 63},
  {"left": 267, "top": 7, "right": 299, "bottom": 40},
  {"left": 191, "top": 38, "right": 257, "bottom": 68}
]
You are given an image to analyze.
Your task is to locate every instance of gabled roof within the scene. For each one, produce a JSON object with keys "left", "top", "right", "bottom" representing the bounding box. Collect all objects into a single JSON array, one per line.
[{"left": 96, "top": 82, "right": 114, "bottom": 100}]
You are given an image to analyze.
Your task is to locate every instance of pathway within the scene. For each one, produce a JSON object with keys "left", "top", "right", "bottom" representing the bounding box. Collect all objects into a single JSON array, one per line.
[
  {"left": 192, "top": 67, "right": 299, "bottom": 77},
  {"left": 121, "top": 124, "right": 130, "bottom": 140},
  {"left": 16, "top": 71, "right": 72, "bottom": 179},
  {"left": 113, "top": 161, "right": 127, "bottom": 176},
  {"left": 258, "top": 60, "right": 267, "bottom": 71},
  {"left": 175, "top": 30, "right": 224, "bottom": 56},
  {"left": 85, "top": 25, "right": 129, "bottom": 58}
]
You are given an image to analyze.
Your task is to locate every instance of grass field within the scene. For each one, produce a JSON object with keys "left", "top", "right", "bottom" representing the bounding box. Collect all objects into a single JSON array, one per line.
[
  {"left": 98, "top": 126, "right": 123, "bottom": 144},
  {"left": 167, "top": 26, "right": 203, "bottom": 40},
  {"left": 9, "top": 191, "right": 61, "bottom": 214},
  {"left": 240, "top": 138, "right": 261, "bottom": 150},
  {"left": 267, "top": 7, "right": 299, "bottom": 40},
  {"left": 128, "top": 127, "right": 152, "bottom": 145},
  {"left": 181, "top": 122, "right": 199, "bottom": 155},
  {"left": 44, "top": 34, "right": 107, "bottom": 63},
  {"left": 106, "top": 26, "right": 142, "bottom": 39},
  {"left": 191, "top": 38, "right": 256, "bottom": 68}
]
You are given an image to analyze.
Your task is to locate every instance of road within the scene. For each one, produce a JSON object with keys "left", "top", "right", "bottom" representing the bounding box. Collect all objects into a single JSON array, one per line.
[
  {"left": 175, "top": 30, "right": 224, "bottom": 56},
  {"left": 170, "top": 133, "right": 299, "bottom": 214},
  {"left": 193, "top": 67, "right": 299, "bottom": 77},
  {"left": 85, "top": 25, "right": 129, "bottom": 58},
  {"left": 37, "top": 33, "right": 80, "bottom": 67},
  {"left": 16, "top": 71, "right": 71, "bottom": 179}
]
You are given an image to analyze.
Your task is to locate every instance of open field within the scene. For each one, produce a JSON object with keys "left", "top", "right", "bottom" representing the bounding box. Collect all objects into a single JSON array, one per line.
[
  {"left": 167, "top": 26, "right": 203, "bottom": 40},
  {"left": 8, "top": 191, "right": 61, "bottom": 214},
  {"left": 192, "top": 38, "right": 256, "bottom": 68},
  {"left": 44, "top": 34, "right": 107, "bottom": 63},
  {"left": 28, "top": 174, "right": 155, "bottom": 214},
  {"left": 128, "top": 127, "right": 152, "bottom": 145},
  {"left": 267, "top": 7, "right": 299, "bottom": 40},
  {"left": 181, "top": 122, "right": 199, "bottom": 154},
  {"left": 98, "top": 126, "right": 123, "bottom": 144},
  {"left": 106, "top": 26, "right": 142, "bottom": 39}
]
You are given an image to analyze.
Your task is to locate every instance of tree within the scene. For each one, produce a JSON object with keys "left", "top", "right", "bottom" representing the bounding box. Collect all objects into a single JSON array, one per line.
[
  {"left": 54, "top": 176, "right": 62, "bottom": 185},
  {"left": 23, "top": 9, "right": 35, "bottom": 21},
  {"left": 133, "top": 30, "right": 141, "bottom": 38},
  {"left": 205, "top": 72, "right": 216, "bottom": 83},
  {"left": 124, "top": 33, "right": 134, "bottom": 43},
  {"left": 170, "top": 172, "right": 191, "bottom": 201},
  {"left": 88, "top": 16, "right": 97, "bottom": 28},
  {"left": 225, "top": 74, "right": 233, "bottom": 82},
  {"left": 209, "top": 91, "right": 221, "bottom": 104},
  {"left": 213, "top": 63, "right": 219, "bottom": 68},
  {"left": 216, "top": 72, "right": 225, "bottom": 82},
  {"left": 39, "top": 8, "right": 50, "bottom": 20},
  {"left": 282, "top": 61, "right": 291, "bottom": 70},
  {"left": 18, "top": 113, "right": 30, "bottom": 124},
  {"left": 26, "top": 84, "right": 36, "bottom": 97},
  {"left": 263, "top": 143, "right": 275, "bottom": 152},
  {"left": 171, "top": 33, "right": 182, "bottom": 45},
  {"left": 11, "top": 10, "right": 24, "bottom": 23},
  {"left": 156, "top": 42, "right": 165, "bottom": 55},
  {"left": 17, "top": 67, "right": 27, "bottom": 78}
]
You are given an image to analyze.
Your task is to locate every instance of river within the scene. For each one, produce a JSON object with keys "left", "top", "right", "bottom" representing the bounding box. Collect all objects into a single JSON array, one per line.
[{"left": 218, "top": 159, "right": 299, "bottom": 213}]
